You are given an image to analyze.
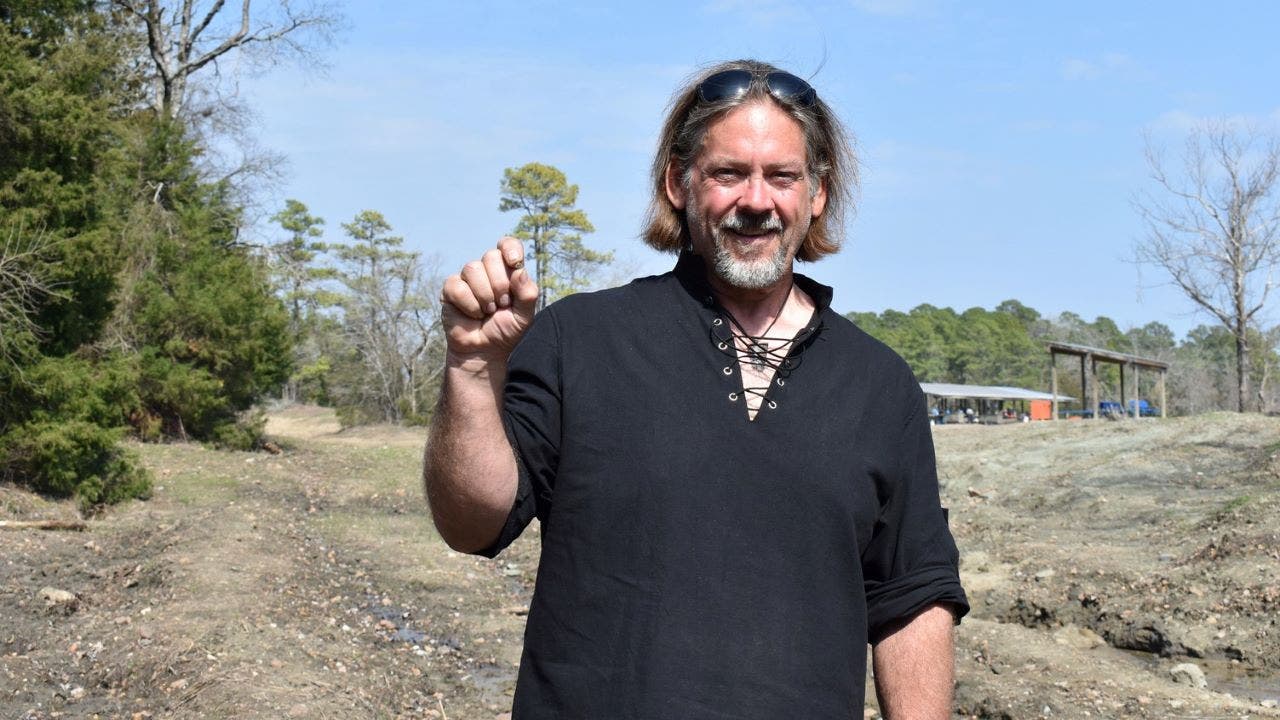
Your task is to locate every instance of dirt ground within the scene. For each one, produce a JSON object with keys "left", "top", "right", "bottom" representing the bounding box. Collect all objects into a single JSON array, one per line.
[{"left": 1, "top": 406, "right": 1278, "bottom": 719}]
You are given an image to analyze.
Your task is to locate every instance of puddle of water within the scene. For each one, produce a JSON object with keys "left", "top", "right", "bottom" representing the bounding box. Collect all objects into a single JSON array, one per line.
[
  {"left": 365, "top": 596, "right": 427, "bottom": 645},
  {"left": 1121, "top": 649, "right": 1280, "bottom": 704},
  {"left": 1200, "top": 658, "right": 1280, "bottom": 704},
  {"left": 394, "top": 626, "right": 427, "bottom": 644},
  {"left": 465, "top": 663, "right": 516, "bottom": 708}
]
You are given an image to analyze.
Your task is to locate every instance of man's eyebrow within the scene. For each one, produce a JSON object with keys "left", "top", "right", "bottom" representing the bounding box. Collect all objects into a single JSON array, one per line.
[
  {"left": 698, "top": 155, "right": 805, "bottom": 170},
  {"left": 698, "top": 155, "right": 747, "bottom": 166}
]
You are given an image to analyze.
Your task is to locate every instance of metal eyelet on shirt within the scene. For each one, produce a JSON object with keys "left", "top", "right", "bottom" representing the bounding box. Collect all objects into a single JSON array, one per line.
[
  {"left": 776, "top": 378, "right": 785, "bottom": 386},
  {"left": 722, "top": 366, "right": 734, "bottom": 375},
  {"left": 728, "top": 392, "right": 739, "bottom": 402},
  {"left": 767, "top": 400, "right": 778, "bottom": 410},
  {"left": 717, "top": 341, "right": 728, "bottom": 351},
  {"left": 712, "top": 318, "right": 723, "bottom": 327}
]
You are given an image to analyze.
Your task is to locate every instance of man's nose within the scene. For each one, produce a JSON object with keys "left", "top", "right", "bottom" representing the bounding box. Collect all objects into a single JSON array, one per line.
[{"left": 737, "top": 175, "right": 774, "bottom": 214}]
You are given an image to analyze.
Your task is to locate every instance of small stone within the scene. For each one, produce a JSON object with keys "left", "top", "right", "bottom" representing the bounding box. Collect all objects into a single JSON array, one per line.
[
  {"left": 1034, "top": 569, "right": 1056, "bottom": 581},
  {"left": 168, "top": 678, "right": 188, "bottom": 691},
  {"left": 287, "top": 703, "right": 308, "bottom": 717},
  {"left": 1170, "top": 663, "right": 1207, "bottom": 689},
  {"left": 69, "top": 687, "right": 85, "bottom": 700},
  {"left": 39, "top": 587, "right": 78, "bottom": 612},
  {"left": 1053, "top": 624, "right": 1105, "bottom": 650},
  {"left": 1261, "top": 699, "right": 1277, "bottom": 709}
]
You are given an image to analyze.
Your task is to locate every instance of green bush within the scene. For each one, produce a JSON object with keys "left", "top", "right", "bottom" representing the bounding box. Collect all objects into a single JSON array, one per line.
[
  {"left": 0, "top": 420, "right": 151, "bottom": 509},
  {"left": 17, "top": 354, "right": 141, "bottom": 427},
  {"left": 210, "top": 409, "right": 268, "bottom": 451}
]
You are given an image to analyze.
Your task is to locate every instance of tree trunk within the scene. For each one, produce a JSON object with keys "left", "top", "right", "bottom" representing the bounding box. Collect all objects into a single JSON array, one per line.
[
  {"left": 0, "top": 520, "right": 87, "bottom": 531},
  {"left": 534, "top": 234, "right": 547, "bottom": 313},
  {"left": 1235, "top": 321, "right": 1249, "bottom": 413}
]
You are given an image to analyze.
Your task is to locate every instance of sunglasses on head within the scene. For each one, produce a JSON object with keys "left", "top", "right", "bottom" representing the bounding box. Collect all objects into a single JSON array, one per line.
[{"left": 697, "top": 69, "right": 818, "bottom": 108}]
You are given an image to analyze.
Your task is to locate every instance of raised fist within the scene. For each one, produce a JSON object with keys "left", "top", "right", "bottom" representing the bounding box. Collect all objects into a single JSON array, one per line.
[{"left": 440, "top": 237, "right": 539, "bottom": 363}]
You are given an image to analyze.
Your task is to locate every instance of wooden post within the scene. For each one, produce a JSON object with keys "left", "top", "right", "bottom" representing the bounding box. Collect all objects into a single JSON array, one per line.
[
  {"left": 1090, "top": 356, "right": 1099, "bottom": 420},
  {"left": 1051, "top": 351, "right": 1059, "bottom": 421},
  {"left": 1159, "top": 370, "right": 1167, "bottom": 418},
  {"left": 1133, "top": 365, "right": 1141, "bottom": 418},
  {"left": 0, "top": 520, "right": 87, "bottom": 531},
  {"left": 1080, "top": 354, "right": 1087, "bottom": 418},
  {"left": 1119, "top": 361, "right": 1126, "bottom": 418}
]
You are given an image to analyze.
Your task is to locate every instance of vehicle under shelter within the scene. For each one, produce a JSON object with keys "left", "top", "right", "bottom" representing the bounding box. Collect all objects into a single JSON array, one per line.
[{"left": 920, "top": 383, "right": 1075, "bottom": 423}]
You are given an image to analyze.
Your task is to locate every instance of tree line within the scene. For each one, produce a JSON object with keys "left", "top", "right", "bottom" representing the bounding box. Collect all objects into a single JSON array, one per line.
[{"left": 847, "top": 300, "right": 1280, "bottom": 415}]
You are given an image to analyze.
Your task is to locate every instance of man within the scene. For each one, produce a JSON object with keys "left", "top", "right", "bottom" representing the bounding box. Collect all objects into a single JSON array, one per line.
[{"left": 425, "top": 59, "right": 968, "bottom": 719}]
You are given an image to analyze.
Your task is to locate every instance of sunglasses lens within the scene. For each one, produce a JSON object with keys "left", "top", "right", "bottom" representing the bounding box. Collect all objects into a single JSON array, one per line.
[
  {"left": 766, "top": 72, "right": 817, "bottom": 107},
  {"left": 698, "top": 69, "right": 818, "bottom": 108},
  {"left": 698, "top": 70, "right": 753, "bottom": 103}
]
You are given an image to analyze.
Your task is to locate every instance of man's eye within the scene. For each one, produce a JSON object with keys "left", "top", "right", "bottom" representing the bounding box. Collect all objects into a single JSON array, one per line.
[
  {"left": 711, "top": 169, "right": 741, "bottom": 182},
  {"left": 772, "top": 173, "right": 800, "bottom": 185}
]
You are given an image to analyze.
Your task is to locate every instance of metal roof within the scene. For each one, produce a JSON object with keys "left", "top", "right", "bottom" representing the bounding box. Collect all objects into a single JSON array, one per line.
[{"left": 920, "top": 382, "right": 1076, "bottom": 402}]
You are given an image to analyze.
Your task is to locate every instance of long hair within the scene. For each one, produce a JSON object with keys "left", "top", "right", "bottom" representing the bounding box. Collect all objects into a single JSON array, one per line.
[{"left": 641, "top": 59, "right": 858, "bottom": 262}]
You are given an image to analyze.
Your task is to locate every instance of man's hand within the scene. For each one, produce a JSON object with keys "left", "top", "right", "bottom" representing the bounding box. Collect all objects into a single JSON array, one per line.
[
  {"left": 441, "top": 236, "right": 539, "bottom": 366},
  {"left": 426, "top": 237, "right": 538, "bottom": 554},
  {"left": 872, "top": 603, "right": 956, "bottom": 719}
]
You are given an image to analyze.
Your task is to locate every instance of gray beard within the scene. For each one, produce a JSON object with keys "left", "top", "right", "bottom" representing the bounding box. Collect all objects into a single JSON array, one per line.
[
  {"left": 710, "top": 233, "right": 789, "bottom": 289},
  {"left": 708, "top": 210, "right": 790, "bottom": 289}
]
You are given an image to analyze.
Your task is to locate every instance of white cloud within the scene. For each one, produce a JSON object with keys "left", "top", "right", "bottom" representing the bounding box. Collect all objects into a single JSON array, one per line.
[
  {"left": 703, "top": 0, "right": 806, "bottom": 25},
  {"left": 863, "top": 139, "right": 1005, "bottom": 193},
  {"left": 1061, "top": 52, "right": 1134, "bottom": 81},
  {"left": 1149, "top": 109, "right": 1280, "bottom": 135},
  {"left": 1061, "top": 58, "right": 1098, "bottom": 81},
  {"left": 849, "top": 0, "right": 938, "bottom": 19}
]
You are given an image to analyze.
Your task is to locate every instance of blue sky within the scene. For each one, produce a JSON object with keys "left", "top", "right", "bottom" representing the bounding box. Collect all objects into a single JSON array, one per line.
[{"left": 237, "top": 0, "right": 1280, "bottom": 340}]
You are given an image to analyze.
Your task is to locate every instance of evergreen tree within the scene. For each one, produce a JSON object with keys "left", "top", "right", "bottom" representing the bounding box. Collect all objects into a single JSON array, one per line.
[
  {"left": 499, "top": 162, "right": 611, "bottom": 311},
  {"left": 0, "top": 3, "right": 297, "bottom": 506},
  {"left": 329, "top": 211, "right": 442, "bottom": 425},
  {"left": 268, "top": 198, "right": 334, "bottom": 402}
]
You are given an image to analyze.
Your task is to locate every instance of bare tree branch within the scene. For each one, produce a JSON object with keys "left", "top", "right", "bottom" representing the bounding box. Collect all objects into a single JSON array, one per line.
[
  {"left": 1134, "top": 120, "right": 1280, "bottom": 411},
  {"left": 112, "top": 0, "right": 339, "bottom": 119},
  {"left": 0, "top": 226, "right": 65, "bottom": 368}
]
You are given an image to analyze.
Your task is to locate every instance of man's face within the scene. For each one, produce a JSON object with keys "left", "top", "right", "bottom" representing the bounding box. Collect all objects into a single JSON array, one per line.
[{"left": 666, "top": 100, "right": 827, "bottom": 291}]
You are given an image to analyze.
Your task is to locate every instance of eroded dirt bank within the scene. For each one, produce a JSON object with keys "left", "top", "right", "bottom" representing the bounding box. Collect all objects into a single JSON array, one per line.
[
  {"left": 2, "top": 407, "right": 1278, "bottom": 718},
  {"left": 939, "top": 414, "right": 1280, "bottom": 719}
]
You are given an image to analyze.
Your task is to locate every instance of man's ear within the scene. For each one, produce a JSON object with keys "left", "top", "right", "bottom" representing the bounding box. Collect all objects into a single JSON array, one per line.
[
  {"left": 811, "top": 177, "right": 828, "bottom": 219},
  {"left": 664, "top": 162, "right": 687, "bottom": 210}
]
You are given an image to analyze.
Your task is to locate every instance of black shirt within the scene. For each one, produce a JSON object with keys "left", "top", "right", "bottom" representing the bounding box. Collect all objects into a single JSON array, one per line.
[{"left": 484, "top": 253, "right": 968, "bottom": 719}]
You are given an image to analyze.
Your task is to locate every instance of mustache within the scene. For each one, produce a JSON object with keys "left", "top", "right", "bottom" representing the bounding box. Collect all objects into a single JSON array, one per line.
[{"left": 719, "top": 211, "right": 783, "bottom": 235}]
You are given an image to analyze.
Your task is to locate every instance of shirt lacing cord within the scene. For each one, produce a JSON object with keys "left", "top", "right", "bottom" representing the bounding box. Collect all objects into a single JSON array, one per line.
[{"left": 709, "top": 315, "right": 817, "bottom": 410}]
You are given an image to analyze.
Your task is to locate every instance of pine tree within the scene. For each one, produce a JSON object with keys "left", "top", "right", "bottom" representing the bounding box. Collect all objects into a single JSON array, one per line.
[{"left": 499, "top": 162, "right": 610, "bottom": 311}]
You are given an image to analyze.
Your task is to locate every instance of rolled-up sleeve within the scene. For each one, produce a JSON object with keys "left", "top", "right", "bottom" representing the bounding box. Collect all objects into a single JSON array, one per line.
[
  {"left": 476, "top": 310, "right": 562, "bottom": 558},
  {"left": 861, "top": 386, "right": 969, "bottom": 643}
]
